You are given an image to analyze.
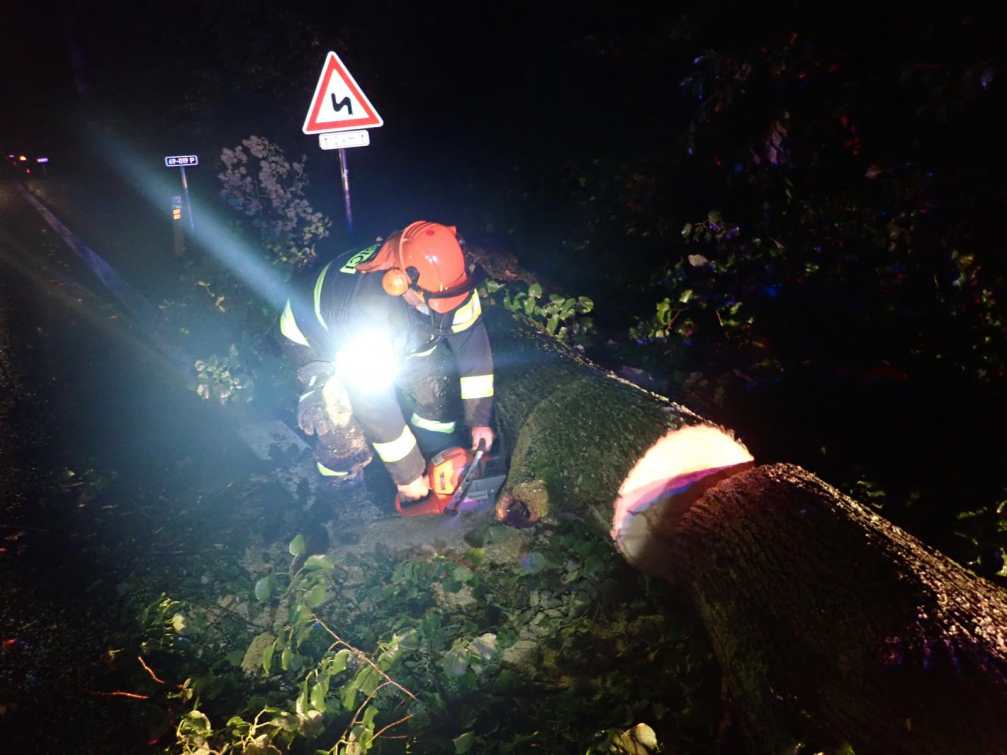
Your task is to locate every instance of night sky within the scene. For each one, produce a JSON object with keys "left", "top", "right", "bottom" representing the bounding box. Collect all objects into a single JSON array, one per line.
[{"left": 4, "top": 1, "right": 697, "bottom": 245}]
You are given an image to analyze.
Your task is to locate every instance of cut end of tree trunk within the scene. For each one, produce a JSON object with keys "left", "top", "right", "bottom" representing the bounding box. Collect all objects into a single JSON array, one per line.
[{"left": 610, "top": 425, "right": 754, "bottom": 581}]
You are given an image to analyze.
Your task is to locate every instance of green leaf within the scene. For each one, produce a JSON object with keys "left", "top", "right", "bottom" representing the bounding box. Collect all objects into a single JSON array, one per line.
[
  {"left": 681, "top": 223, "right": 692, "bottom": 237},
  {"left": 171, "top": 613, "right": 188, "bottom": 634},
  {"left": 678, "top": 289, "right": 694, "bottom": 303},
  {"left": 263, "top": 642, "right": 275, "bottom": 676},
  {"left": 296, "top": 679, "right": 310, "bottom": 716},
  {"left": 288, "top": 534, "right": 305, "bottom": 557},
  {"left": 310, "top": 677, "right": 329, "bottom": 711},
  {"left": 549, "top": 294, "right": 565, "bottom": 304},
  {"left": 281, "top": 646, "right": 293, "bottom": 671},
  {"left": 546, "top": 317, "right": 559, "bottom": 334},
  {"left": 341, "top": 678, "right": 359, "bottom": 711},
  {"left": 290, "top": 603, "right": 313, "bottom": 625},
  {"left": 356, "top": 665, "right": 381, "bottom": 696},
  {"left": 466, "top": 547, "right": 485, "bottom": 566},
  {"left": 304, "top": 583, "right": 327, "bottom": 608},
  {"left": 454, "top": 731, "right": 476, "bottom": 754},
  {"left": 494, "top": 669, "right": 516, "bottom": 692},
  {"left": 328, "top": 649, "right": 351, "bottom": 675},
  {"left": 302, "top": 554, "right": 334, "bottom": 571},
  {"left": 421, "top": 612, "right": 442, "bottom": 639},
  {"left": 254, "top": 575, "right": 273, "bottom": 602},
  {"left": 528, "top": 283, "right": 542, "bottom": 299}
]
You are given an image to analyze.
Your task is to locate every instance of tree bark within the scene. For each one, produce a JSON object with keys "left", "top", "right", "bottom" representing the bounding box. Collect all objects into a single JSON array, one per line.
[
  {"left": 484, "top": 306, "right": 1007, "bottom": 754},
  {"left": 674, "top": 464, "right": 1007, "bottom": 754}
]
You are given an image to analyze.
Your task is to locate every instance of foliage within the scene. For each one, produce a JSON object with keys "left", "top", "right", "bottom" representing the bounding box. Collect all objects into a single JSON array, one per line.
[
  {"left": 954, "top": 495, "right": 1007, "bottom": 580},
  {"left": 138, "top": 593, "right": 208, "bottom": 657},
  {"left": 219, "top": 135, "right": 330, "bottom": 275},
  {"left": 587, "top": 723, "right": 660, "bottom": 755},
  {"left": 190, "top": 344, "right": 255, "bottom": 404},
  {"left": 116, "top": 503, "right": 713, "bottom": 755},
  {"left": 484, "top": 279, "right": 595, "bottom": 347}
]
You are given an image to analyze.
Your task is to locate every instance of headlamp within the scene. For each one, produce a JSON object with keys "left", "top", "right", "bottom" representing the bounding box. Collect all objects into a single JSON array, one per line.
[{"left": 337, "top": 330, "right": 399, "bottom": 393}]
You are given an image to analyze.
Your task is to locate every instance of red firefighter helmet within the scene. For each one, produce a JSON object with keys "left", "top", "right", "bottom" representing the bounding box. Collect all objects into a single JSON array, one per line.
[{"left": 358, "top": 221, "right": 472, "bottom": 313}]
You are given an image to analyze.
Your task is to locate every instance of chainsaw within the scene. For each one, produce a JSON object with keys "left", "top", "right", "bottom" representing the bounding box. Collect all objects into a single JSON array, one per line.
[{"left": 395, "top": 440, "right": 488, "bottom": 517}]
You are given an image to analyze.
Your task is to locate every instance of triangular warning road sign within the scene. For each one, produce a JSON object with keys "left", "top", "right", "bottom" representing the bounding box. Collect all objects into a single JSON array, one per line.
[{"left": 303, "top": 51, "right": 383, "bottom": 135}]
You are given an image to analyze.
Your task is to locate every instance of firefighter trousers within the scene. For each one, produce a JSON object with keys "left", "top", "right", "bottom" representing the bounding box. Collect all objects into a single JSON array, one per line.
[{"left": 315, "top": 343, "right": 461, "bottom": 483}]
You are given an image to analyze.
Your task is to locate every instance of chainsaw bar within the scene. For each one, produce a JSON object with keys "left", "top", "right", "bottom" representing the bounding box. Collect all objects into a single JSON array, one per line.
[{"left": 444, "top": 440, "right": 487, "bottom": 516}]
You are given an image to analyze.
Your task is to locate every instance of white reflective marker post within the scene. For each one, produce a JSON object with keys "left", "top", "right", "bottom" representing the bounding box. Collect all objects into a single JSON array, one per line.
[
  {"left": 164, "top": 155, "right": 198, "bottom": 232},
  {"left": 172, "top": 195, "right": 184, "bottom": 256},
  {"left": 302, "top": 51, "right": 383, "bottom": 236}
]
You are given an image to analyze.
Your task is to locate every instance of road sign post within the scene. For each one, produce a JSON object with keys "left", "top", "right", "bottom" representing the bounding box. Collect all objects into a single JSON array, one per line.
[
  {"left": 180, "top": 166, "right": 194, "bottom": 232},
  {"left": 339, "top": 149, "right": 353, "bottom": 234},
  {"left": 303, "top": 52, "right": 383, "bottom": 235},
  {"left": 165, "top": 155, "right": 198, "bottom": 232}
]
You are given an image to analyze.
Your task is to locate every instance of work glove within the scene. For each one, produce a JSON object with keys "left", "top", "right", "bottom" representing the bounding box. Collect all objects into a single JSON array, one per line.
[
  {"left": 298, "top": 389, "right": 334, "bottom": 437},
  {"left": 470, "top": 425, "right": 494, "bottom": 452},
  {"left": 397, "top": 474, "right": 430, "bottom": 502},
  {"left": 296, "top": 361, "right": 335, "bottom": 390}
]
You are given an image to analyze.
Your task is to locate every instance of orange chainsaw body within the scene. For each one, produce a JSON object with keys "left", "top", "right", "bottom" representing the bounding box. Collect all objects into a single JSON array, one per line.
[{"left": 395, "top": 446, "right": 477, "bottom": 517}]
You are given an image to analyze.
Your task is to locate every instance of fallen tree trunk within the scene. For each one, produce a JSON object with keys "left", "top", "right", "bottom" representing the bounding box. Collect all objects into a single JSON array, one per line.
[
  {"left": 674, "top": 464, "right": 1007, "bottom": 754},
  {"left": 484, "top": 306, "right": 1007, "bottom": 754}
]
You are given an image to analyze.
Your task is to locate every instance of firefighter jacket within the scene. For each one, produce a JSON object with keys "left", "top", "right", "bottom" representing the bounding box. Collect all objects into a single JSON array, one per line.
[{"left": 278, "top": 247, "right": 494, "bottom": 484}]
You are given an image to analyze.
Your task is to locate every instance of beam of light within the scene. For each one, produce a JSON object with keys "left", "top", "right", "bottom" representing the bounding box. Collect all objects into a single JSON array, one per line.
[
  {"left": 86, "top": 129, "right": 292, "bottom": 312},
  {"left": 1, "top": 201, "right": 193, "bottom": 377},
  {"left": 36, "top": 157, "right": 49, "bottom": 163},
  {"left": 16, "top": 183, "right": 165, "bottom": 334}
]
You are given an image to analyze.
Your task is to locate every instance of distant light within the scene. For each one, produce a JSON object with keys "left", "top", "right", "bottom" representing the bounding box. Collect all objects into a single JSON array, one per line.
[
  {"left": 172, "top": 208, "right": 182, "bottom": 220},
  {"left": 25, "top": 169, "right": 31, "bottom": 174},
  {"left": 6, "top": 154, "right": 13, "bottom": 160},
  {"left": 37, "top": 157, "right": 49, "bottom": 164},
  {"left": 18, "top": 155, "right": 27, "bottom": 161}
]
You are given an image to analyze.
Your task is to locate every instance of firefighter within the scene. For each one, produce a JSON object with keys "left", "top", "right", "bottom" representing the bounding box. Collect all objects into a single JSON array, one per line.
[{"left": 278, "top": 221, "right": 495, "bottom": 506}]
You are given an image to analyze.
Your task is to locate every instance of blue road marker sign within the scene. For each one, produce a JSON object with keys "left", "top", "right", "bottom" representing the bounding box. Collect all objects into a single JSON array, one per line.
[{"left": 165, "top": 155, "right": 198, "bottom": 167}]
